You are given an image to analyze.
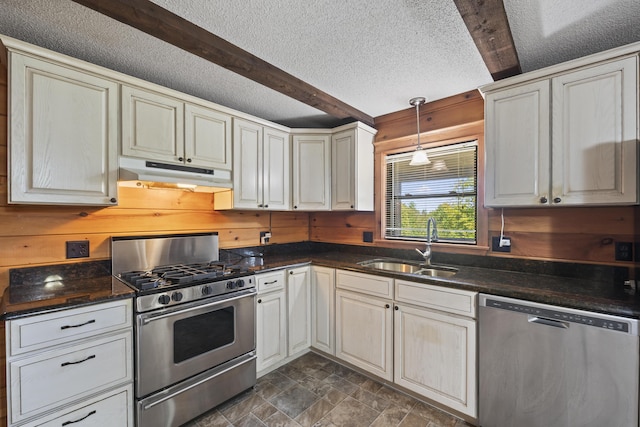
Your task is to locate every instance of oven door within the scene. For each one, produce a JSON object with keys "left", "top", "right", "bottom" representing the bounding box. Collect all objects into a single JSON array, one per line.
[{"left": 135, "top": 289, "right": 256, "bottom": 398}]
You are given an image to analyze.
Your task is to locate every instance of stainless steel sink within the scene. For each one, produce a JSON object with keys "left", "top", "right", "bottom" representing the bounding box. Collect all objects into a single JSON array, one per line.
[{"left": 357, "top": 259, "right": 457, "bottom": 277}]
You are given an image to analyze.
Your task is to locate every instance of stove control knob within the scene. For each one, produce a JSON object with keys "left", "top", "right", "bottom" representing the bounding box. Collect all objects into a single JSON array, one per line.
[
  {"left": 202, "top": 285, "right": 212, "bottom": 295},
  {"left": 172, "top": 291, "right": 183, "bottom": 302},
  {"left": 158, "top": 294, "right": 171, "bottom": 305},
  {"left": 226, "top": 280, "right": 237, "bottom": 289},
  {"left": 236, "top": 279, "right": 245, "bottom": 288}
]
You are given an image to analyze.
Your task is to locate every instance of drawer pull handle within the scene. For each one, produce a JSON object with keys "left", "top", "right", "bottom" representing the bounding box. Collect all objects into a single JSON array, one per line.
[
  {"left": 62, "top": 410, "right": 96, "bottom": 425},
  {"left": 61, "top": 354, "right": 96, "bottom": 367},
  {"left": 264, "top": 280, "right": 278, "bottom": 285},
  {"left": 61, "top": 319, "right": 96, "bottom": 330}
]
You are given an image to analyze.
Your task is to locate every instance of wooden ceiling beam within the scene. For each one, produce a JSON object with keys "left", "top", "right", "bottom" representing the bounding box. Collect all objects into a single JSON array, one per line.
[
  {"left": 453, "top": 0, "right": 521, "bottom": 80},
  {"left": 71, "top": 0, "right": 374, "bottom": 126}
]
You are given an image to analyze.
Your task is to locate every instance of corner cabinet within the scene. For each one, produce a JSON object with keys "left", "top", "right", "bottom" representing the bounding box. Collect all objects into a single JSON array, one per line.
[
  {"left": 484, "top": 49, "right": 639, "bottom": 207},
  {"left": 233, "top": 119, "right": 290, "bottom": 210},
  {"left": 292, "top": 133, "right": 331, "bottom": 210},
  {"left": 121, "top": 85, "right": 232, "bottom": 172},
  {"left": 287, "top": 266, "right": 311, "bottom": 356},
  {"left": 7, "top": 51, "right": 119, "bottom": 205},
  {"left": 311, "top": 266, "right": 335, "bottom": 355}
]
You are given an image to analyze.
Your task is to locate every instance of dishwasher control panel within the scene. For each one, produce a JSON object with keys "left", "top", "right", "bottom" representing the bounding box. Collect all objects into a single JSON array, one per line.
[{"left": 485, "top": 298, "right": 631, "bottom": 333}]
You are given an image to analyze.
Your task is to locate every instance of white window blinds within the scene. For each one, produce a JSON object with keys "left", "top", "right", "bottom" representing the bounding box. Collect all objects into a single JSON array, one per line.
[{"left": 385, "top": 140, "right": 478, "bottom": 244}]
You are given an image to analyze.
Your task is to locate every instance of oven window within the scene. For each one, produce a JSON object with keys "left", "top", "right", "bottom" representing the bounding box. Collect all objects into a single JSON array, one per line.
[{"left": 173, "top": 306, "right": 235, "bottom": 363}]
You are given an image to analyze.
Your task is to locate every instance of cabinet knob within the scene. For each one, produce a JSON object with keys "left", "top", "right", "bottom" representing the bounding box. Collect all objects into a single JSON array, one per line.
[
  {"left": 178, "top": 157, "right": 184, "bottom": 162},
  {"left": 110, "top": 198, "right": 117, "bottom": 203},
  {"left": 553, "top": 197, "right": 561, "bottom": 204},
  {"left": 289, "top": 271, "right": 294, "bottom": 275},
  {"left": 394, "top": 306, "right": 399, "bottom": 311},
  {"left": 385, "top": 304, "right": 390, "bottom": 309},
  {"left": 294, "top": 206, "right": 298, "bottom": 209},
  {"left": 264, "top": 204, "right": 268, "bottom": 208},
  {"left": 540, "top": 196, "right": 548, "bottom": 204},
  {"left": 187, "top": 158, "right": 192, "bottom": 163},
  {"left": 258, "top": 204, "right": 263, "bottom": 208},
  {"left": 350, "top": 205, "right": 354, "bottom": 209},
  {"left": 257, "top": 299, "right": 262, "bottom": 304}
]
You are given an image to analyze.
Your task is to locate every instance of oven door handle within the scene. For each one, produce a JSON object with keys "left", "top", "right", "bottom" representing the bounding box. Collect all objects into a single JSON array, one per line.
[{"left": 141, "top": 291, "right": 255, "bottom": 325}]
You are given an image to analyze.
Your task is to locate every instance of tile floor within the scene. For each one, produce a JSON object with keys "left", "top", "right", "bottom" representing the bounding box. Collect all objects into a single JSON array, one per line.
[{"left": 185, "top": 352, "right": 474, "bottom": 427}]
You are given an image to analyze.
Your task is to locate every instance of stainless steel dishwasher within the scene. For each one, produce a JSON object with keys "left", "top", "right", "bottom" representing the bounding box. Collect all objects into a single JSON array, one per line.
[{"left": 479, "top": 294, "right": 639, "bottom": 427}]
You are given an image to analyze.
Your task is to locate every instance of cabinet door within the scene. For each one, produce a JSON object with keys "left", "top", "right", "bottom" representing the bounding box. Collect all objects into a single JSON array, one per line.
[
  {"left": 184, "top": 103, "right": 232, "bottom": 170},
  {"left": 287, "top": 266, "right": 311, "bottom": 355},
  {"left": 233, "top": 119, "right": 263, "bottom": 209},
  {"left": 9, "top": 53, "right": 118, "bottom": 205},
  {"left": 121, "top": 85, "right": 184, "bottom": 163},
  {"left": 484, "top": 80, "right": 551, "bottom": 207},
  {"left": 263, "top": 127, "right": 291, "bottom": 210},
  {"left": 331, "top": 129, "right": 355, "bottom": 210},
  {"left": 292, "top": 134, "right": 331, "bottom": 210},
  {"left": 256, "top": 290, "right": 286, "bottom": 372},
  {"left": 311, "top": 266, "right": 335, "bottom": 355},
  {"left": 394, "top": 304, "right": 477, "bottom": 417},
  {"left": 335, "top": 290, "right": 392, "bottom": 380},
  {"left": 551, "top": 56, "right": 638, "bottom": 205}
]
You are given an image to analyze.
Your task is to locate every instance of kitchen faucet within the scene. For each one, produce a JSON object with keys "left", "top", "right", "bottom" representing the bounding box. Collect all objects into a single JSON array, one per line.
[{"left": 416, "top": 217, "right": 438, "bottom": 265}]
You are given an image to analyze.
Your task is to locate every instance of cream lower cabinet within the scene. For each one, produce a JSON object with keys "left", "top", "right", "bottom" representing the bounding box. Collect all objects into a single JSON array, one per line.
[
  {"left": 311, "top": 266, "right": 335, "bottom": 355},
  {"left": 394, "top": 279, "right": 477, "bottom": 418},
  {"left": 335, "top": 270, "right": 394, "bottom": 381},
  {"left": 7, "top": 50, "right": 118, "bottom": 205},
  {"left": 256, "top": 270, "right": 287, "bottom": 372},
  {"left": 5, "top": 299, "right": 134, "bottom": 426},
  {"left": 287, "top": 266, "right": 311, "bottom": 356}
]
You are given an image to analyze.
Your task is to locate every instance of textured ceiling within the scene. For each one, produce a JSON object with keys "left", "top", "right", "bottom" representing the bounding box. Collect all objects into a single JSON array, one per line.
[{"left": 0, "top": 1, "right": 638, "bottom": 128}]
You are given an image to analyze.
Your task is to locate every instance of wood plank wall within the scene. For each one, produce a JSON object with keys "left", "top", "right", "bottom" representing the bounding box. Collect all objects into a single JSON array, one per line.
[
  {"left": 0, "top": 63, "right": 309, "bottom": 296},
  {"left": 311, "top": 90, "right": 639, "bottom": 268}
]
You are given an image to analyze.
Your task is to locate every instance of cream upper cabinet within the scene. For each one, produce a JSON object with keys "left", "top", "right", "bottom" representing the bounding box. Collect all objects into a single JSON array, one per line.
[
  {"left": 8, "top": 51, "right": 118, "bottom": 205},
  {"left": 232, "top": 118, "right": 290, "bottom": 210},
  {"left": 122, "top": 85, "right": 232, "bottom": 171},
  {"left": 287, "top": 266, "right": 311, "bottom": 356},
  {"left": 292, "top": 133, "right": 331, "bottom": 210},
  {"left": 483, "top": 51, "right": 639, "bottom": 207},
  {"left": 331, "top": 124, "right": 376, "bottom": 211},
  {"left": 551, "top": 57, "right": 637, "bottom": 205},
  {"left": 485, "top": 80, "right": 551, "bottom": 206}
]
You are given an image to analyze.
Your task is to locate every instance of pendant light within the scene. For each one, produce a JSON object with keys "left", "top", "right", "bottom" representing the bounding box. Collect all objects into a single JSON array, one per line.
[{"left": 409, "top": 97, "right": 430, "bottom": 166}]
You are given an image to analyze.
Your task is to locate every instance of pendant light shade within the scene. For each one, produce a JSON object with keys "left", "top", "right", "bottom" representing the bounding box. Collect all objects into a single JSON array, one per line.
[{"left": 408, "top": 97, "right": 430, "bottom": 166}]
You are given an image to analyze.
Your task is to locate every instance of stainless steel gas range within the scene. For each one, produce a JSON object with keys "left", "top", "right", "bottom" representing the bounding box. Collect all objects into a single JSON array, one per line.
[{"left": 112, "top": 233, "right": 256, "bottom": 427}]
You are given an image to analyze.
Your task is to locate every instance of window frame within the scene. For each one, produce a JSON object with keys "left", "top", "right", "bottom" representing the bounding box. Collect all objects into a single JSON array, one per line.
[{"left": 373, "top": 121, "right": 489, "bottom": 254}]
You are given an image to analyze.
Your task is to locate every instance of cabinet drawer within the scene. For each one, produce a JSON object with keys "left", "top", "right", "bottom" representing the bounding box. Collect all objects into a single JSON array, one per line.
[
  {"left": 20, "top": 384, "right": 133, "bottom": 427},
  {"left": 257, "top": 270, "right": 286, "bottom": 293},
  {"left": 9, "top": 299, "right": 132, "bottom": 356},
  {"left": 395, "top": 279, "right": 477, "bottom": 317},
  {"left": 336, "top": 270, "right": 393, "bottom": 298},
  {"left": 9, "top": 330, "right": 133, "bottom": 424}
]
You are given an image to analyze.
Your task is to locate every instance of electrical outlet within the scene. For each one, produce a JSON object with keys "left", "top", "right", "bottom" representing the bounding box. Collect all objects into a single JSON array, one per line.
[
  {"left": 362, "top": 231, "right": 373, "bottom": 243},
  {"left": 615, "top": 241, "right": 633, "bottom": 261},
  {"left": 66, "top": 241, "right": 89, "bottom": 258},
  {"left": 491, "top": 236, "right": 511, "bottom": 252},
  {"left": 260, "top": 231, "right": 272, "bottom": 245}
]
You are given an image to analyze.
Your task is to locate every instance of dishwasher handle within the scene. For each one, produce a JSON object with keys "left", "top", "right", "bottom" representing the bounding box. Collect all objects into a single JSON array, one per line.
[{"left": 528, "top": 315, "right": 569, "bottom": 329}]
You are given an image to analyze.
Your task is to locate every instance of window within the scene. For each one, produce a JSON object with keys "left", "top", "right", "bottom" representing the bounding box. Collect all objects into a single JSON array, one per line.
[{"left": 384, "top": 140, "right": 478, "bottom": 244}]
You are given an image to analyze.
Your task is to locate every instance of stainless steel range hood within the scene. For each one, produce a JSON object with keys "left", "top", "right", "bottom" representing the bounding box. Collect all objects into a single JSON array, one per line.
[{"left": 119, "top": 157, "right": 232, "bottom": 190}]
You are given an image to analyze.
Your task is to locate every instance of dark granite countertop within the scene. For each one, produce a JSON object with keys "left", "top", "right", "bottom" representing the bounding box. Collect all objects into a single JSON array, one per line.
[
  {"left": 3, "top": 244, "right": 638, "bottom": 320},
  {"left": 1, "top": 260, "right": 134, "bottom": 320},
  {"left": 247, "top": 251, "right": 640, "bottom": 318}
]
